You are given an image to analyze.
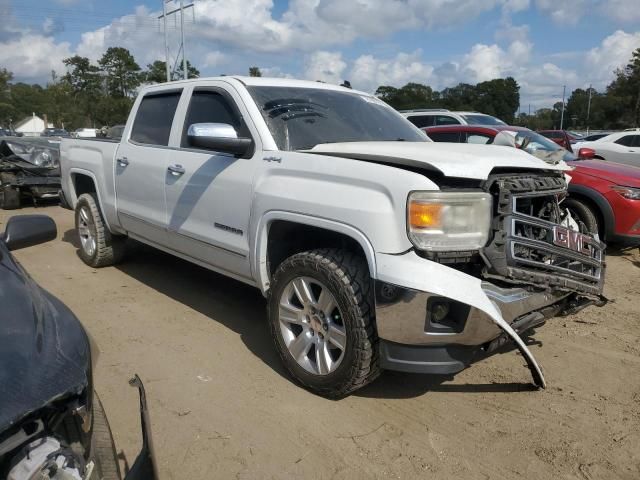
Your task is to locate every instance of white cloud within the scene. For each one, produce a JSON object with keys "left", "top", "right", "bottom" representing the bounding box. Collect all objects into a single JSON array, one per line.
[
  {"left": 535, "top": 0, "right": 589, "bottom": 25},
  {"left": 586, "top": 30, "right": 640, "bottom": 87},
  {"left": 603, "top": 0, "right": 640, "bottom": 24},
  {"left": 202, "top": 51, "right": 227, "bottom": 68},
  {"left": 0, "top": 34, "right": 72, "bottom": 82},
  {"left": 350, "top": 50, "right": 436, "bottom": 92},
  {"left": 303, "top": 51, "right": 347, "bottom": 84}
]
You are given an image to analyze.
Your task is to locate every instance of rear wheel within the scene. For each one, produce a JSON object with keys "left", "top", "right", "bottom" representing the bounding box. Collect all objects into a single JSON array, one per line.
[
  {"left": 565, "top": 198, "right": 600, "bottom": 237},
  {"left": 268, "top": 249, "right": 380, "bottom": 398},
  {"left": 75, "top": 193, "right": 125, "bottom": 267}
]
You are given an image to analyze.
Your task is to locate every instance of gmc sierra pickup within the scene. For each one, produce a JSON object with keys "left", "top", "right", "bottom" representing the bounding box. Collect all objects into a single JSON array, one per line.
[{"left": 60, "top": 77, "right": 606, "bottom": 397}]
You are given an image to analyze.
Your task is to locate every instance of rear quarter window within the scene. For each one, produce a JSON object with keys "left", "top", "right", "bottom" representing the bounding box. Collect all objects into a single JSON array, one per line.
[{"left": 130, "top": 92, "right": 182, "bottom": 146}]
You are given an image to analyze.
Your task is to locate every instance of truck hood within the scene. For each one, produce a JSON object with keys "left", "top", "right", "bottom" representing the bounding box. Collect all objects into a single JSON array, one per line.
[
  {"left": 567, "top": 160, "right": 640, "bottom": 188},
  {"left": 307, "top": 142, "right": 568, "bottom": 180}
]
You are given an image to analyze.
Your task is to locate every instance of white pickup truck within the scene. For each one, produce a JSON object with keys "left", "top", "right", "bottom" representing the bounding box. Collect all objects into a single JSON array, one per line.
[{"left": 60, "top": 77, "right": 605, "bottom": 397}]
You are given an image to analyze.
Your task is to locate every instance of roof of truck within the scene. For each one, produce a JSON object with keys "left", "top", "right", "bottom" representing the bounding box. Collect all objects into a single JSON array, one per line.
[{"left": 147, "top": 76, "right": 369, "bottom": 96}]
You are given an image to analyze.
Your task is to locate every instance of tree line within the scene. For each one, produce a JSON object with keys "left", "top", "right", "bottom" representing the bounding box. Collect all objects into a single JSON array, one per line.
[
  {"left": 0, "top": 47, "right": 200, "bottom": 130},
  {"left": 516, "top": 48, "right": 640, "bottom": 130},
  {"left": 377, "top": 48, "right": 640, "bottom": 130},
  {"left": 0, "top": 46, "right": 638, "bottom": 131}
]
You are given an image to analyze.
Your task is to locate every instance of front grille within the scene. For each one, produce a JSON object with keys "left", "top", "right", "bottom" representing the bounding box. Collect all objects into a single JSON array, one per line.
[{"left": 482, "top": 173, "right": 605, "bottom": 296}]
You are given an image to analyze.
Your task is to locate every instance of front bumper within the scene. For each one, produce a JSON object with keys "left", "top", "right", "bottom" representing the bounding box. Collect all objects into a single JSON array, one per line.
[{"left": 374, "top": 251, "right": 603, "bottom": 387}]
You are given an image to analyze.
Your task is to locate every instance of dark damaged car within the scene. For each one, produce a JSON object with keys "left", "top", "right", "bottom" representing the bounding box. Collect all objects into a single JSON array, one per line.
[
  {"left": 0, "top": 139, "right": 61, "bottom": 210},
  {"left": 0, "top": 215, "right": 157, "bottom": 479}
]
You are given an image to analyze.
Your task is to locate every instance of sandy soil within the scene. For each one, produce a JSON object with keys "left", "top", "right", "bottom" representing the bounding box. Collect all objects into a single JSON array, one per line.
[{"left": 2, "top": 205, "right": 639, "bottom": 480}]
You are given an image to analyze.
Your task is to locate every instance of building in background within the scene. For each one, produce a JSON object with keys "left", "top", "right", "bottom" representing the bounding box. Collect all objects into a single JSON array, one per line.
[{"left": 14, "top": 114, "right": 54, "bottom": 136}]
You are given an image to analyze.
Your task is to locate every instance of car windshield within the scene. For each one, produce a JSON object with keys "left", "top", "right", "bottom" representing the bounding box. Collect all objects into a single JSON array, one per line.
[
  {"left": 248, "top": 86, "right": 428, "bottom": 151},
  {"left": 460, "top": 114, "right": 506, "bottom": 125},
  {"left": 513, "top": 130, "right": 576, "bottom": 162}
]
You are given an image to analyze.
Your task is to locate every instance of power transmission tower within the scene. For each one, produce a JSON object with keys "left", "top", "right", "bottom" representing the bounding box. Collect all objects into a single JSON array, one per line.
[
  {"left": 158, "top": 1, "right": 195, "bottom": 82},
  {"left": 560, "top": 85, "right": 566, "bottom": 130}
]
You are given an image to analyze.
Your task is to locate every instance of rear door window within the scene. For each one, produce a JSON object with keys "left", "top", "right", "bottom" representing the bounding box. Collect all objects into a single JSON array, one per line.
[
  {"left": 465, "top": 133, "right": 493, "bottom": 144},
  {"left": 615, "top": 135, "right": 635, "bottom": 147},
  {"left": 428, "top": 131, "right": 462, "bottom": 142},
  {"left": 130, "top": 92, "right": 181, "bottom": 146},
  {"left": 435, "top": 115, "right": 461, "bottom": 126},
  {"left": 407, "top": 115, "right": 435, "bottom": 128}
]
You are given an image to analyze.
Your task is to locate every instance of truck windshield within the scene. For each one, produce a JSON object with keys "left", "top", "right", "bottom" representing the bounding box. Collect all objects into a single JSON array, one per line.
[{"left": 248, "top": 86, "right": 428, "bottom": 151}]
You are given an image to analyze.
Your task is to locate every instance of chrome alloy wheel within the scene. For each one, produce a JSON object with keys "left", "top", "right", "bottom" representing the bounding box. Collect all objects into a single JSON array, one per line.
[
  {"left": 278, "top": 277, "right": 347, "bottom": 375},
  {"left": 78, "top": 206, "right": 97, "bottom": 258}
]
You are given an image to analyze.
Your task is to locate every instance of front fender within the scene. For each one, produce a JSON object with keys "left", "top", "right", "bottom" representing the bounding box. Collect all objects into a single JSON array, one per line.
[{"left": 252, "top": 211, "right": 377, "bottom": 293}]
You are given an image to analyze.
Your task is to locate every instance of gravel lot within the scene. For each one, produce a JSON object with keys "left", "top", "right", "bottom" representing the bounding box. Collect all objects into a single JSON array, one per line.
[{"left": 2, "top": 205, "right": 639, "bottom": 480}]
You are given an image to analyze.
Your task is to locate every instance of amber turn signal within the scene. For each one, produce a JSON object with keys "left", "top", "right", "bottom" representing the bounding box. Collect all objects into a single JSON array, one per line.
[{"left": 409, "top": 202, "right": 443, "bottom": 229}]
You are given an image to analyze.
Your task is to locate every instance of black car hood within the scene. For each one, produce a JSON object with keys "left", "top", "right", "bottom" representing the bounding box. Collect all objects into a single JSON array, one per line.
[{"left": 0, "top": 245, "right": 91, "bottom": 431}]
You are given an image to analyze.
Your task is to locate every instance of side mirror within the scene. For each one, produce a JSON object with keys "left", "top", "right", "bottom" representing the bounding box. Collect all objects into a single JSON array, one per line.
[
  {"left": 187, "top": 123, "right": 253, "bottom": 156},
  {"left": 2, "top": 215, "right": 57, "bottom": 251},
  {"left": 578, "top": 147, "right": 595, "bottom": 159}
]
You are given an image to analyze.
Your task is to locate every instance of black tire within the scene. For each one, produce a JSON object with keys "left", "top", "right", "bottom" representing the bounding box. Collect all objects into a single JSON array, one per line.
[
  {"left": 90, "top": 393, "right": 122, "bottom": 480},
  {"left": 268, "top": 249, "right": 379, "bottom": 398},
  {"left": 565, "top": 198, "right": 600, "bottom": 236},
  {"left": 75, "top": 193, "right": 125, "bottom": 267},
  {"left": 0, "top": 173, "right": 20, "bottom": 210}
]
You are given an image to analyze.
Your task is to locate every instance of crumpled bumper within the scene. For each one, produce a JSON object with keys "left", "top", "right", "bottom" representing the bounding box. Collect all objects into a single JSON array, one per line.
[{"left": 374, "top": 251, "right": 600, "bottom": 388}]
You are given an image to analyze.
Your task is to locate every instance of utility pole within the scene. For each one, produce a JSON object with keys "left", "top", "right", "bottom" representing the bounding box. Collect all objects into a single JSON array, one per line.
[
  {"left": 560, "top": 85, "right": 566, "bottom": 130},
  {"left": 158, "top": 1, "right": 194, "bottom": 82},
  {"left": 162, "top": 1, "right": 170, "bottom": 82},
  {"left": 180, "top": 1, "right": 187, "bottom": 80},
  {"left": 586, "top": 84, "right": 593, "bottom": 135}
]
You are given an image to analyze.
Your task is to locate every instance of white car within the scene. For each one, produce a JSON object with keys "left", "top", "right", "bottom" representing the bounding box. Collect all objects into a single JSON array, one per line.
[
  {"left": 73, "top": 128, "right": 97, "bottom": 138},
  {"left": 401, "top": 109, "right": 506, "bottom": 128},
  {"left": 574, "top": 130, "right": 640, "bottom": 166}
]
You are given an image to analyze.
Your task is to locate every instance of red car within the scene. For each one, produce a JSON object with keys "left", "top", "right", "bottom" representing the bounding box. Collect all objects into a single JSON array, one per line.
[
  {"left": 425, "top": 125, "right": 640, "bottom": 245},
  {"left": 538, "top": 130, "right": 580, "bottom": 150}
]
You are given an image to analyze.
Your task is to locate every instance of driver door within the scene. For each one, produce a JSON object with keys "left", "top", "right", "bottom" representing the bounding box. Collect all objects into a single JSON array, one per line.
[{"left": 163, "top": 84, "right": 258, "bottom": 282}]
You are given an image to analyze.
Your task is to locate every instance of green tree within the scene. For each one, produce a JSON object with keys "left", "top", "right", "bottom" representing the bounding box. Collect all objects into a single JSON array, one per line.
[
  {"left": 0, "top": 68, "right": 14, "bottom": 125},
  {"left": 98, "top": 47, "right": 142, "bottom": 97},
  {"left": 175, "top": 60, "right": 200, "bottom": 80},
  {"left": 472, "top": 77, "right": 520, "bottom": 123},
  {"left": 249, "top": 66, "right": 262, "bottom": 77},
  {"left": 146, "top": 60, "right": 200, "bottom": 83}
]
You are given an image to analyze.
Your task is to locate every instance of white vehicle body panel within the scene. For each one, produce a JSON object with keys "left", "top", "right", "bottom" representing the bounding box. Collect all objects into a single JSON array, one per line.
[
  {"left": 308, "top": 141, "right": 568, "bottom": 180},
  {"left": 575, "top": 131, "right": 640, "bottom": 167}
]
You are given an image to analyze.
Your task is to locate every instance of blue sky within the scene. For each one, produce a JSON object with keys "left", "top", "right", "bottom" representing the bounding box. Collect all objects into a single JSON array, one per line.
[{"left": 1, "top": 0, "right": 639, "bottom": 110}]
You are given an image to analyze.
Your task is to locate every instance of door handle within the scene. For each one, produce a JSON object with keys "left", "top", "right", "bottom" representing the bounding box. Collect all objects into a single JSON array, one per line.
[
  {"left": 117, "top": 157, "right": 129, "bottom": 166},
  {"left": 167, "top": 164, "right": 185, "bottom": 175}
]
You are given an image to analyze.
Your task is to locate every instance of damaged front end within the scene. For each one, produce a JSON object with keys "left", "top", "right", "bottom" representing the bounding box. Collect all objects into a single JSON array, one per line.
[
  {"left": 375, "top": 171, "right": 606, "bottom": 388},
  {"left": 0, "top": 139, "right": 61, "bottom": 210}
]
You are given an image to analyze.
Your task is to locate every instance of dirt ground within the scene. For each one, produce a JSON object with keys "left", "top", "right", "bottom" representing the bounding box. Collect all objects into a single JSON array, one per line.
[{"left": 2, "top": 205, "right": 639, "bottom": 480}]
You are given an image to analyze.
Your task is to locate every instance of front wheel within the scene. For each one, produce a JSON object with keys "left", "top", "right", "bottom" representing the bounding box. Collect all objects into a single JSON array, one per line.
[
  {"left": 268, "top": 249, "right": 380, "bottom": 398},
  {"left": 564, "top": 198, "right": 600, "bottom": 237}
]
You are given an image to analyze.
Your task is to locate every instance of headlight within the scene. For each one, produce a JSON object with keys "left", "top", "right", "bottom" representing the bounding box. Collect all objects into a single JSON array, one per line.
[
  {"left": 611, "top": 185, "right": 640, "bottom": 200},
  {"left": 407, "top": 191, "right": 492, "bottom": 251},
  {"left": 30, "top": 148, "right": 59, "bottom": 168}
]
